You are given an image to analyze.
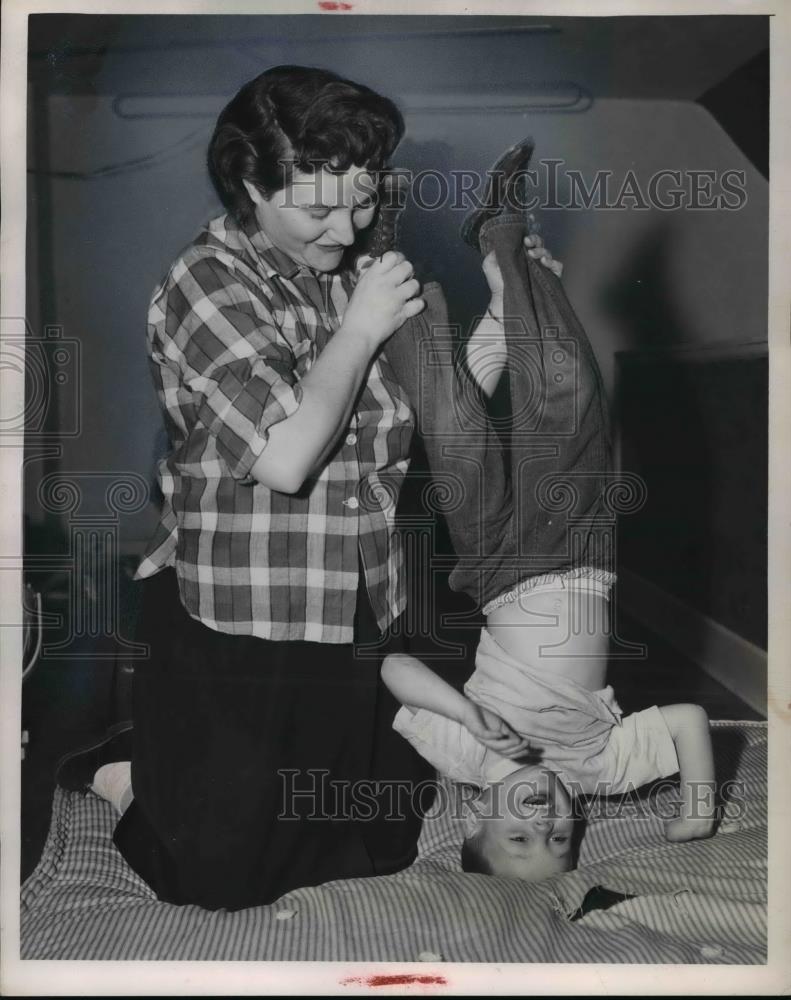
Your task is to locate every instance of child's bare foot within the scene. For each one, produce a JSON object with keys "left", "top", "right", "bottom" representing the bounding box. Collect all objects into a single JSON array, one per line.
[{"left": 663, "top": 815, "right": 716, "bottom": 843}]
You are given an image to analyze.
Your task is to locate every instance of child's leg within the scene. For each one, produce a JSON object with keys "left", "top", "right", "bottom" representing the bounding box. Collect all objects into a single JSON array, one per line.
[
  {"left": 382, "top": 284, "right": 516, "bottom": 608},
  {"left": 381, "top": 199, "right": 611, "bottom": 613},
  {"left": 475, "top": 215, "right": 617, "bottom": 678},
  {"left": 363, "top": 173, "right": 514, "bottom": 602},
  {"left": 478, "top": 215, "right": 614, "bottom": 582}
]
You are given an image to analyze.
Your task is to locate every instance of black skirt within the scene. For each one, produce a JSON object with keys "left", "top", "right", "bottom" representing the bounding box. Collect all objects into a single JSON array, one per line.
[{"left": 113, "top": 567, "right": 434, "bottom": 911}]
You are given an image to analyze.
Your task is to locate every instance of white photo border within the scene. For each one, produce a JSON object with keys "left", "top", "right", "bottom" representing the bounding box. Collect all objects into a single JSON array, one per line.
[{"left": 2, "top": 0, "right": 789, "bottom": 994}]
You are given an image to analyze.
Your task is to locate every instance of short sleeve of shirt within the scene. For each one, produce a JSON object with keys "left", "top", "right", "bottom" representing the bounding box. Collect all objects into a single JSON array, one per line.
[
  {"left": 600, "top": 706, "right": 680, "bottom": 795},
  {"left": 392, "top": 706, "right": 490, "bottom": 787},
  {"left": 153, "top": 251, "right": 303, "bottom": 482}
]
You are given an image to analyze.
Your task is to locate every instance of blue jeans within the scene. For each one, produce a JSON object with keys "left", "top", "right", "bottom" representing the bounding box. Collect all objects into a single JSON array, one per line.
[{"left": 384, "top": 214, "right": 614, "bottom": 610}]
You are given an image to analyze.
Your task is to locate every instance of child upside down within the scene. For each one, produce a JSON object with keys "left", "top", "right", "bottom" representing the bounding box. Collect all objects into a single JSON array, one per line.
[{"left": 379, "top": 150, "right": 716, "bottom": 884}]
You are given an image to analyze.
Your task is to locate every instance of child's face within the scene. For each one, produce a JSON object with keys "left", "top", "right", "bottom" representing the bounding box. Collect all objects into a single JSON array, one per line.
[{"left": 475, "top": 766, "right": 575, "bottom": 882}]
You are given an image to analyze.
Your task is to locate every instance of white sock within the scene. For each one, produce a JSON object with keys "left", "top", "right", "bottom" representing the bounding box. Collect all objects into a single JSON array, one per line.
[{"left": 91, "top": 761, "right": 133, "bottom": 815}]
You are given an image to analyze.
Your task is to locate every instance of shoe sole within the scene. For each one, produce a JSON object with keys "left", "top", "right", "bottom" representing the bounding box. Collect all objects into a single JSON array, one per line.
[
  {"left": 54, "top": 721, "right": 133, "bottom": 792},
  {"left": 460, "top": 137, "right": 535, "bottom": 252}
]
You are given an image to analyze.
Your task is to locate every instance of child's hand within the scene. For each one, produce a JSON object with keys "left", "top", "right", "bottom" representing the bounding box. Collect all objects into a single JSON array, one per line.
[
  {"left": 658, "top": 704, "right": 716, "bottom": 846},
  {"left": 663, "top": 816, "right": 716, "bottom": 843},
  {"left": 460, "top": 699, "right": 531, "bottom": 757}
]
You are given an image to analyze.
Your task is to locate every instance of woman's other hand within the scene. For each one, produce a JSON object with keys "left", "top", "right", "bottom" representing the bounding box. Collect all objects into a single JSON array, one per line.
[
  {"left": 481, "top": 232, "right": 564, "bottom": 303},
  {"left": 524, "top": 233, "right": 563, "bottom": 277},
  {"left": 343, "top": 251, "right": 424, "bottom": 349},
  {"left": 525, "top": 212, "right": 563, "bottom": 277}
]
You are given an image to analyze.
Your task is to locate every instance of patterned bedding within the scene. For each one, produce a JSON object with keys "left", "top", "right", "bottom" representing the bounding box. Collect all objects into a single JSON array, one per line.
[{"left": 20, "top": 721, "right": 766, "bottom": 963}]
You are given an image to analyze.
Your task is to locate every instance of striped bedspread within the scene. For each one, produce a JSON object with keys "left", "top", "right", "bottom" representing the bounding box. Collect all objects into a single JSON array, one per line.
[{"left": 20, "top": 721, "right": 766, "bottom": 963}]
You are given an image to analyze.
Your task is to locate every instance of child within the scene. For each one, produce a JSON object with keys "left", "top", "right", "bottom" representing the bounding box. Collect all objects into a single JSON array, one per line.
[{"left": 379, "top": 141, "right": 717, "bottom": 883}]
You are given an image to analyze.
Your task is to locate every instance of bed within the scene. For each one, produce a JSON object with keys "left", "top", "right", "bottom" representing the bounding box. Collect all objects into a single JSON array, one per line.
[{"left": 20, "top": 720, "right": 766, "bottom": 963}]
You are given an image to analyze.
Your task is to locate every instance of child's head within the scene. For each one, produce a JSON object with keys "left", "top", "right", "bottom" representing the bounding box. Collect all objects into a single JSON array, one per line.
[{"left": 460, "top": 765, "right": 575, "bottom": 882}]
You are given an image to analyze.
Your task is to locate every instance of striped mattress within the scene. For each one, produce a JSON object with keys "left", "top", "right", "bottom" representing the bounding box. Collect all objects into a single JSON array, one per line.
[{"left": 20, "top": 720, "right": 766, "bottom": 963}]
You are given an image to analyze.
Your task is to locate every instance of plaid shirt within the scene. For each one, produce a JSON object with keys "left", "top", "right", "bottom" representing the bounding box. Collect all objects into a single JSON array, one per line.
[{"left": 135, "top": 213, "right": 415, "bottom": 642}]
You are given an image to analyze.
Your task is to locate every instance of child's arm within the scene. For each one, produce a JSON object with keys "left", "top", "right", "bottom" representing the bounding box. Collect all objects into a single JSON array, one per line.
[
  {"left": 658, "top": 703, "right": 716, "bottom": 842},
  {"left": 381, "top": 653, "right": 530, "bottom": 756}
]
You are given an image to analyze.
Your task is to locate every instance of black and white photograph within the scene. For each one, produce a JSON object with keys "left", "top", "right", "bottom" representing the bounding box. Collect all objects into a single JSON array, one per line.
[{"left": 1, "top": 0, "right": 789, "bottom": 993}]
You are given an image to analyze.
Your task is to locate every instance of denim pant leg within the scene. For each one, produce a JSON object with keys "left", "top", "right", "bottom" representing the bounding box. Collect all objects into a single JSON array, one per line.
[
  {"left": 382, "top": 281, "right": 515, "bottom": 608},
  {"left": 479, "top": 215, "right": 614, "bottom": 590},
  {"left": 384, "top": 230, "right": 614, "bottom": 611}
]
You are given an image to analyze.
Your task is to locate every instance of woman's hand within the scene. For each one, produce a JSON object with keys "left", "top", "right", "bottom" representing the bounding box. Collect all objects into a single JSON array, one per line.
[
  {"left": 525, "top": 213, "right": 563, "bottom": 277},
  {"left": 343, "top": 251, "right": 424, "bottom": 350},
  {"left": 252, "top": 252, "right": 420, "bottom": 494},
  {"left": 481, "top": 226, "right": 564, "bottom": 306},
  {"left": 524, "top": 234, "right": 563, "bottom": 278},
  {"left": 460, "top": 698, "right": 531, "bottom": 757}
]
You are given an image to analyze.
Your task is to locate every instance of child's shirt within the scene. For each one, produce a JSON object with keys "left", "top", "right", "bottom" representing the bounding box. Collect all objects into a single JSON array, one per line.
[{"left": 393, "top": 627, "right": 679, "bottom": 794}]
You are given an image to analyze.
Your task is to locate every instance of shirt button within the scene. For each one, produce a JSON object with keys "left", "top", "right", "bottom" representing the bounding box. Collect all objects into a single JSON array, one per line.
[
  {"left": 344, "top": 497, "right": 359, "bottom": 510},
  {"left": 345, "top": 433, "right": 358, "bottom": 446}
]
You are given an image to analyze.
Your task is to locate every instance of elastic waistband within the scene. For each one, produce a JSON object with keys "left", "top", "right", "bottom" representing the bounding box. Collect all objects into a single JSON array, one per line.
[{"left": 482, "top": 567, "right": 616, "bottom": 617}]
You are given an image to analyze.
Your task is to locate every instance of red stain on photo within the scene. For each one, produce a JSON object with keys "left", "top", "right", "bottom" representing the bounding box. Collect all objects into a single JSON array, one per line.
[
  {"left": 340, "top": 975, "right": 447, "bottom": 987},
  {"left": 318, "top": 1, "right": 354, "bottom": 9}
]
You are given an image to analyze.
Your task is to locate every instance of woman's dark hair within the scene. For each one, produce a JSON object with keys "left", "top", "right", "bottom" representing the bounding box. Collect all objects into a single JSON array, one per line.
[{"left": 208, "top": 65, "right": 405, "bottom": 224}]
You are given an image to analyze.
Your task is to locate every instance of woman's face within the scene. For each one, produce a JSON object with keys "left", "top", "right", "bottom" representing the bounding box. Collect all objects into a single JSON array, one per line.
[{"left": 244, "top": 165, "right": 378, "bottom": 272}]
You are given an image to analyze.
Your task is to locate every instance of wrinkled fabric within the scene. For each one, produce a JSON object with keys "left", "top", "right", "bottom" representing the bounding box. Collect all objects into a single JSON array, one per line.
[
  {"left": 383, "top": 215, "right": 614, "bottom": 610},
  {"left": 393, "top": 627, "right": 678, "bottom": 795}
]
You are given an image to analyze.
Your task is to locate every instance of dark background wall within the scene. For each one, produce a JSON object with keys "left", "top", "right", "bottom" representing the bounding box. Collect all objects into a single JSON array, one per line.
[
  {"left": 618, "top": 344, "right": 767, "bottom": 649},
  {"left": 25, "top": 13, "right": 768, "bottom": 640}
]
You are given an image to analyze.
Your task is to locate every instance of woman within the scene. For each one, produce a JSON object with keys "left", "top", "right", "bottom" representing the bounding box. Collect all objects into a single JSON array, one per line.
[
  {"left": 110, "top": 65, "right": 429, "bottom": 910},
  {"left": 59, "top": 66, "right": 560, "bottom": 911}
]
